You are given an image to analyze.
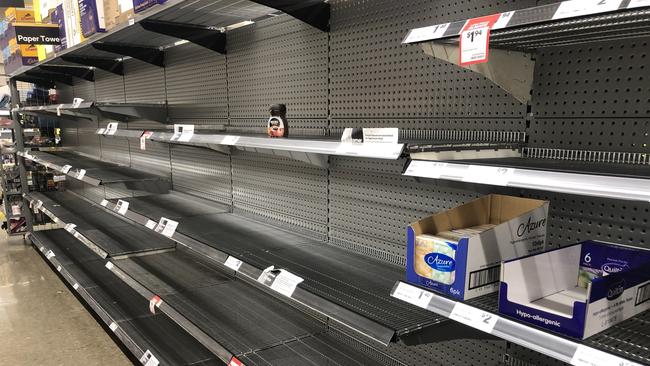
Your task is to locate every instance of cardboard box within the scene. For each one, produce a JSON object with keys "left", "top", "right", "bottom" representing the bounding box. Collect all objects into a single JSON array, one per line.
[
  {"left": 5, "top": 8, "right": 37, "bottom": 23},
  {"left": 78, "top": 0, "right": 120, "bottom": 37},
  {"left": 132, "top": 0, "right": 166, "bottom": 14},
  {"left": 51, "top": 4, "right": 67, "bottom": 52},
  {"left": 406, "top": 194, "right": 549, "bottom": 300},
  {"left": 64, "top": 0, "right": 84, "bottom": 46},
  {"left": 499, "top": 240, "right": 650, "bottom": 338}
]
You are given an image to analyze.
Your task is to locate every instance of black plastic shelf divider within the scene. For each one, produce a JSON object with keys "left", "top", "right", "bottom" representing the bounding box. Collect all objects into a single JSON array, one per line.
[
  {"left": 29, "top": 229, "right": 224, "bottom": 365},
  {"left": 391, "top": 281, "right": 650, "bottom": 366}
]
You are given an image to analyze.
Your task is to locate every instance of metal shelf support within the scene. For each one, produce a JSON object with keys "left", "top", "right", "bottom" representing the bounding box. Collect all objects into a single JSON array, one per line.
[
  {"left": 23, "top": 70, "right": 73, "bottom": 85},
  {"left": 61, "top": 55, "right": 124, "bottom": 75},
  {"left": 92, "top": 42, "right": 165, "bottom": 67},
  {"left": 252, "top": 0, "right": 330, "bottom": 32},
  {"left": 38, "top": 65, "right": 95, "bottom": 82},
  {"left": 139, "top": 20, "right": 227, "bottom": 54}
]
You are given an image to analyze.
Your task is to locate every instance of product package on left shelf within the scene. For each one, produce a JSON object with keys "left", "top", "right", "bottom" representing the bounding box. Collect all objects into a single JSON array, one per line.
[
  {"left": 499, "top": 240, "right": 650, "bottom": 339},
  {"left": 406, "top": 194, "right": 549, "bottom": 301}
]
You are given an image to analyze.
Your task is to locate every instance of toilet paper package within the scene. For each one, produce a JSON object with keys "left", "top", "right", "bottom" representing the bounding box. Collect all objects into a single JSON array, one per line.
[{"left": 406, "top": 194, "right": 549, "bottom": 301}]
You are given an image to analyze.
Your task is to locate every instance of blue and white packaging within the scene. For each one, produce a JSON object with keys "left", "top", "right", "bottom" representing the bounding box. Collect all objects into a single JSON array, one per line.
[
  {"left": 407, "top": 194, "right": 549, "bottom": 301},
  {"left": 51, "top": 4, "right": 67, "bottom": 52},
  {"left": 499, "top": 240, "right": 650, "bottom": 339},
  {"left": 132, "top": 0, "right": 166, "bottom": 13}
]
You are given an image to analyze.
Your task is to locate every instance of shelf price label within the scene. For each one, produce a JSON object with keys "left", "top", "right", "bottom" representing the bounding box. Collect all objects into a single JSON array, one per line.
[
  {"left": 571, "top": 345, "right": 641, "bottom": 366},
  {"left": 258, "top": 266, "right": 304, "bottom": 297},
  {"left": 149, "top": 295, "right": 163, "bottom": 315},
  {"left": 61, "top": 165, "right": 72, "bottom": 174},
  {"left": 462, "top": 165, "right": 514, "bottom": 186},
  {"left": 221, "top": 135, "right": 240, "bottom": 145},
  {"left": 100, "top": 199, "right": 108, "bottom": 207},
  {"left": 109, "top": 322, "right": 118, "bottom": 332},
  {"left": 73, "top": 283, "right": 79, "bottom": 290},
  {"left": 392, "top": 282, "right": 433, "bottom": 309},
  {"left": 449, "top": 302, "right": 499, "bottom": 334},
  {"left": 229, "top": 357, "right": 244, "bottom": 366},
  {"left": 553, "top": 0, "right": 622, "bottom": 20},
  {"left": 628, "top": 0, "right": 650, "bottom": 8},
  {"left": 459, "top": 14, "right": 500, "bottom": 66},
  {"left": 140, "top": 350, "right": 160, "bottom": 366},
  {"left": 224, "top": 256, "right": 243, "bottom": 271},
  {"left": 154, "top": 217, "right": 178, "bottom": 238},
  {"left": 403, "top": 23, "right": 450, "bottom": 43},
  {"left": 76, "top": 169, "right": 86, "bottom": 180},
  {"left": 114, "top": 200, "right": 129, "bottom": 215},
  {"left": 171, "top": 124, "right": 194, "bottom": 142},
  {"left": 105, "top": 122, "right": 118, "bottom": 135},
  {"left": 45, "top": 250, "right": 55, "bottom": 259},
  {"left": 145, "top": 220, "right": 157, "bottom": 230}
]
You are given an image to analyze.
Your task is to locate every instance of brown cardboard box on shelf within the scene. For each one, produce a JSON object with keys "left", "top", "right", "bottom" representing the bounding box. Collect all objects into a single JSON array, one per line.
[{"left": 5, "top": 8, "right": 37, "bottom": 23}]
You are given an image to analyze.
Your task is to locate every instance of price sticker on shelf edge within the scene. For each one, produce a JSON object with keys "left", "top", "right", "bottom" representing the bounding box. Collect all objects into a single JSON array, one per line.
[
  {"left": 570, "top": 345, "right": 641, "bottom": 366},
  {"left": 105, "top": 122, "right": 118, "bottom": 136},
  {"left": 105, "top": 261, "right": 114, "bottom": 270},
  {"left": 73, "top": 283, "right": 79, "bottom": 290},
  {"left": 114, "top": 200, "right": 129, "bottom": 215},
  {"left": 100, "top": 199, "right": 108, "bottom": 207},
  {"left": 629, "top": 0, "right": 650, "bottom": 8},
  {"left": 46, "top": 250, "right": 55, "bottom": 259},
  {"left": 258, "top": 266, "right": 304, "bottom": 297},
  {"left": 154, "top": 217, "right": 178, "bottom": 238},
  {"left": 140, "top": 350, "right": 160, "bottom": 366},
  {"left": 56, "top": 104, "right": 63, "bottom": 116},
  {"left": 459, "top": 14, "right": 500, "bottom": 66},
  {"left": 229, "top": 357, "right": 244, "bottom": 366},
  {"left": 149, "top": 295, "right": 163, "bottom": 315},
  {"left": 56, "top": 265, "right": 61, "bottom": 272},
  {"left": 222, "top": 135, "right": 240, "bottom": 145},
  {"left": 404, "top": 22, "right": 450, "bottom": 43},
  {"left": 392, "top": 282, "right": 433, "bottom": 309},
  {"left": 61, "top": 165, "right": 72, "bottom": 174},
  {"left": 145, "top": 220, "right": 157, "bottom": 230},
  {"left": 553, "top": 0, "right": 622, "bottom": 20},
  {"left": 109, "top": 322, "right": 118, "bottom": 332},
  {"left": 72, "top": 98, "right": 84, "bottom": 108},
  {"left": 492, "top": 11, "right": 514, "bottom": 30},
  {"left": 171, "top": 124, "right": 194, "bottom": 142},
  {"left": 140, "top": 131, "right": 153, "bottom": 150},
  {"left": 463, "top": 165, "right": 513, "bottom": 186},
  {"left": 449, "top": 302, "right": 499, "bottom": 334},
  {"left": 76, "top": 169, "right": 86, "bottom": 180},
  {"left": 224, "top": 256, "right": 243, "bottom": 271}
]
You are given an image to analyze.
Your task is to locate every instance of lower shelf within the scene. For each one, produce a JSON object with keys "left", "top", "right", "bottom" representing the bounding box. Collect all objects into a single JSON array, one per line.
[
  {"left": 391, "top": 281, "right": 650, "bottom": 366},
  {"left": 29, "top": 229, "right": 223, "bottom": 366}
]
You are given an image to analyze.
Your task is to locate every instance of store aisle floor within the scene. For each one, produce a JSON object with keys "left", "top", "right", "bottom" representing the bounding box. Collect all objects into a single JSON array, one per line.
[{"left": 0, "top": 231, "right": 131, "bottom": 366}]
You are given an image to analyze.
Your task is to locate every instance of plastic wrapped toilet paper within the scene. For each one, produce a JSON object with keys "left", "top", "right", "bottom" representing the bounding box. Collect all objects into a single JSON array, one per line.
[{"left": 415, "top": 235, "right": 458, "bottom": 285}]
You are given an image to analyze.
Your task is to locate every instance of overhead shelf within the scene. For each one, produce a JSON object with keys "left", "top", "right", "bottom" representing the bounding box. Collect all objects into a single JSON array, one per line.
[
  {"left": 15, "top": 102, "right": 168, "bottom": 123},
  {"left": 19, "top": 150, "right": 170, "bottom": 191},
  {"left": 97, "top": 128, "right": 406, "bottom": 167},
  {"left": 404, "top": 157, "right": 650, "bottom": 202},
  {"left": 29, "top": 229, "right": 224, "bottom": 365},
  {"left": 391, "top": 281, "right": 649, "bottom": 366},
  {"left": 99, "top": 191, "right": 447, "bottom": 345},
  {"left": 402, "top": 1, "right": 650, "bottom": 103},
  {"left": 8, "top": 0, "right": 329, "bottom": 79}
]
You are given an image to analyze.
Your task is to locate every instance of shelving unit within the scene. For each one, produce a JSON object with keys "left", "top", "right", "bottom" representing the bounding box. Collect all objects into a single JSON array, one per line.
[
  {"left": 391, "top": 282, "right": 649, "bottom": 366},
  {"left": 16, "top": 103, "right": 169, "bottom": 123}
]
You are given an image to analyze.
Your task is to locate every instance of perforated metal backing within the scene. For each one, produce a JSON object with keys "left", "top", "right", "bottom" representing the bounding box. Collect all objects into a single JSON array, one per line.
[
  {"left": 504, "top": 344, "right": 569, "bottom": 366},
  {"left": 94, "top": 69, "right": 126, "bottom": 103},
  {"left": 170, "top": 144, "right": 231, "bottom": 205},
  {"left": 329, "top": 156, "right": 481, "bottom": 265},
  {"left": 231, "top": 150, "right": 328, "bottom": 238},
  {"left": 124, "top": 58, "right": 166, "bottom": 103},
  {"left": 99, "top": 135, "right": 131, "bottom": 165},
  {"left": 61, "top": 127, "right": 78, "bottom": 147},
  {"left": 165, "top": 43, "right": 227, "bottom": 120},
  {"left": 128, "top": 138, "right": 172, "bottom": 179},
  {"left": 227, "top": 118, "right": 327, "bottom": 137},
  {"left": 76, "top": 125, "right": 101, "bottom": 158},
  {"left": 56, "top": 83, "right": 74, "bottom": 103},
  {"left": 71, "top": 79, "right": 96, "bottom": 101}
]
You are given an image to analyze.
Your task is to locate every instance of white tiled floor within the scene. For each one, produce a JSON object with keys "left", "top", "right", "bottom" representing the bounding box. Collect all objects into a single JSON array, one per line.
[{"left": 0, "top": 231, "right": 131, "bottom": 366}]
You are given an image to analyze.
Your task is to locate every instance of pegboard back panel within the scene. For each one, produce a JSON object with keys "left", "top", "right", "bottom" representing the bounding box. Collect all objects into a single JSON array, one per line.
[
  {"left": 170, "top": 144, "right": 231, "bottom": 205},
  {"left": 99, "top": 136, "right": 131, "bottom": 165},
  {"left": 227, "top": 14, "right": 329, "bottom": 120},
  {"left": 128, "top": 138, "right": 171, "bottom": 179},
  {"left": 328, "top": 0, "right": 533, "bottom": 119},
  {"left": 60, "top": 127, "right": 78, "bottom": 147},
  {"left": 329, "top": 156, "right": 481, "bottom": 265},
  {"left": 165, "top": 43, "right": 228, "bottom": 120},
  {"left": 76, "top": 125, "right": 101, "bottom": 158},
  {"left": 71, "top": 78, "right": 96, "bottom": 101},
  {"left": 231, "top": 150, "right": 328, "bottom": 239},
  {"left": 56, "top": 83, "right": 73, "bottom": 103},
  {"left": 94, "top": 69, "right": 126, "bottom": 103},
  {"left": 123, "top": 59, "right": 166, "bottom": 103}
]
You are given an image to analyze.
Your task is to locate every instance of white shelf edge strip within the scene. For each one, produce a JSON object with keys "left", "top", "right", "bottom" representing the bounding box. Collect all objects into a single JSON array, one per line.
[
  {"left": 391, "top": 282, "right": 642, "bottom": 366},
  {"left": 404, "top": 160, "right": 650, "bottom": 202}
]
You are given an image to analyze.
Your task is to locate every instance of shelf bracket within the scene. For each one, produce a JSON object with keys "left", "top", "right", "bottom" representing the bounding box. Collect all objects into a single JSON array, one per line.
[
  {"left": 61, "top": 55, "right": 124, "bottom": 75},
  {"left": 251, "top": 0, "right": 330, "bottom": 32},
  {"left": 139, "top": 19, "right": 227, "bottom": 54},
  {"left": 96, "top": 104, "right": 168, "bottom": 123},
  {"left": 420, "top": 42, "right": 534, "bottom": 104},
  {"left": 38, "top": 65, "right": 95, "bottom": 82},
  {"left": 92, "top": 42, "right": 164, "bottom": 67},
  {"left": 23, "top": 70, "right": 73, "bottom": 86}
]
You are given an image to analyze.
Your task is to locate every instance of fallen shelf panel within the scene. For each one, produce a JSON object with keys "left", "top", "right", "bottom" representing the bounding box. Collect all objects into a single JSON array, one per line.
[
  {"left": 391, "top": 281, "right": 650, "bottom": 366},
  {"left": 29, "top": 229, "right": 224, "bottom": 365}
]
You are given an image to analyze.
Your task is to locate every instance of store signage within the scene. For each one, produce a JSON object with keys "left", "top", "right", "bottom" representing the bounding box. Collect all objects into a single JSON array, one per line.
[{"left": 14, "top": 24, "right": 62, "bottom": 45}]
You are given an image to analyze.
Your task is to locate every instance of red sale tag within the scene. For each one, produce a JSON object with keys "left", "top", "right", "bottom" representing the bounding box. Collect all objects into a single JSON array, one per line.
[
  {"left": 229, "top": 357, "right": 244, "bottom": 366},
  {"left": 459, "top": 14, "right": 501, "bottom": 66},
  {"left": 149, "top": 295, "right": 163, "bottom": 314}
]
